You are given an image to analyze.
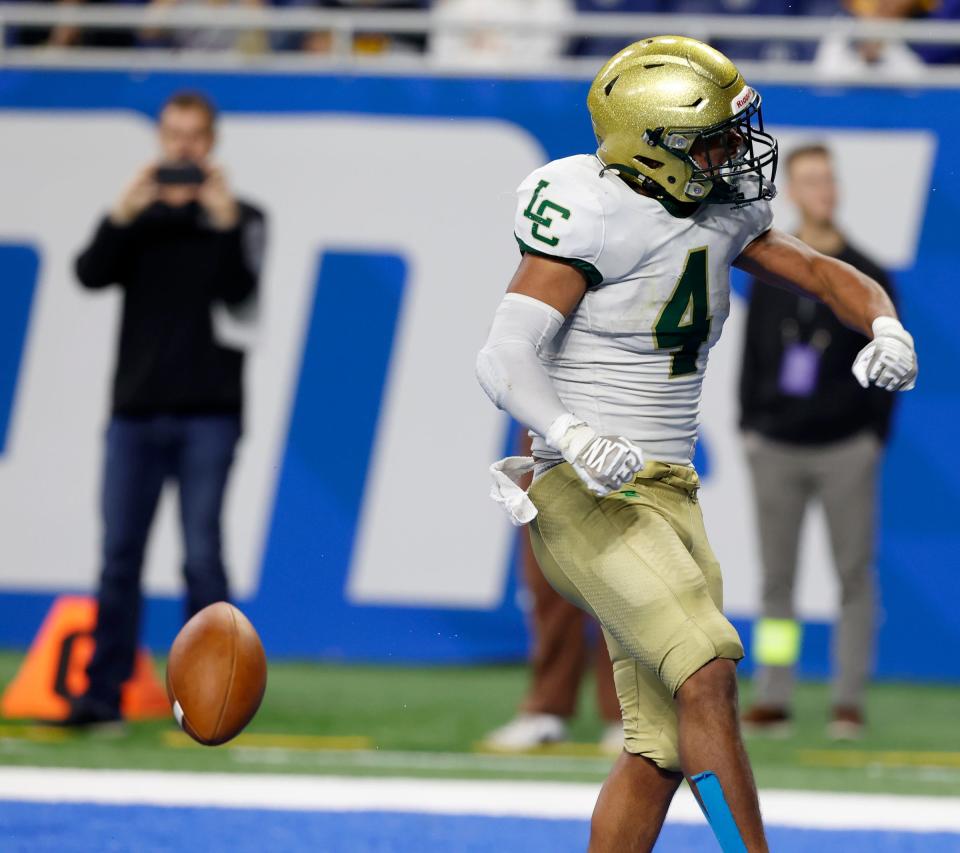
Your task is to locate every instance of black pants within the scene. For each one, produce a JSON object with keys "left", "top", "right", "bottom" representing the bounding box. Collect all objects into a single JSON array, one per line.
[{"left": 85, "top": 415, "right": 240, "bottom": 712}]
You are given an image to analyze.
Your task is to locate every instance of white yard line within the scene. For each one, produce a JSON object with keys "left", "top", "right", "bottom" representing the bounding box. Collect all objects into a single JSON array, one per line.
[
  {"left": 228, "top": 745, "right": 616, "bottom": 774},
  {"left": 0, "top": 767, "right": 958, "bottom": 833}
]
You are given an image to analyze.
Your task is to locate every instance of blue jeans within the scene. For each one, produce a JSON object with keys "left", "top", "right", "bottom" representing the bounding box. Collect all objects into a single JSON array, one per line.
[{"left": 85, "top": 415, "right": 241, "bottom": 711}]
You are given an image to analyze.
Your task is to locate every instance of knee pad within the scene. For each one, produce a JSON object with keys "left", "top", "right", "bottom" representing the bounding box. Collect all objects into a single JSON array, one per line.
[{"left": 661, "top": 619, "right": 744, "bottom": 696}]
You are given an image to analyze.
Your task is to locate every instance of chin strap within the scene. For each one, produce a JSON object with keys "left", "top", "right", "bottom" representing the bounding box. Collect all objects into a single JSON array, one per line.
[
  {"left": 598, "top": 161, "right": 640, "bottom": 180},
  {"left": 598, "top": 162, "right": 673, "bottom": 200}
]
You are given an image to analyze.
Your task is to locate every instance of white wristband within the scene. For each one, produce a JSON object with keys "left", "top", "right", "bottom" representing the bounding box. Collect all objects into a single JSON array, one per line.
[
  {"left": 872, "top": 316, "right": 906, "bottom": 339},
  {"left": 545, "top": 413, "right": 596, "bottom": 463}
]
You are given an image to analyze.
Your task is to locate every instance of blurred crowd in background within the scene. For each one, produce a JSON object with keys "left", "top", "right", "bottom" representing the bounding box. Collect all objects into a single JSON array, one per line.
[{"left": 4, "top": 0, "right": 959, "bottom": 69}]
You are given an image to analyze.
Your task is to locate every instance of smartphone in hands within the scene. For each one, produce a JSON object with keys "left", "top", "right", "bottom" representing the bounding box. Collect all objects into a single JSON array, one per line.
[{"left": 155, "top": 162, "right": 206, "bottom": 186}]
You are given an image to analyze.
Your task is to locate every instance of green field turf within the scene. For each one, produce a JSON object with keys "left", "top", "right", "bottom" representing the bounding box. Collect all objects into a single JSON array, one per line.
[{"left": 0, "top": 651, "right": 958, "bottom": 797}]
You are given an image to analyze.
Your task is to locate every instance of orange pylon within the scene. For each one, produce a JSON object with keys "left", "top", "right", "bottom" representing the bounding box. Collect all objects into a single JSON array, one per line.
[{"left": 0, "top": 595, "right": 170, "bottom": 721}]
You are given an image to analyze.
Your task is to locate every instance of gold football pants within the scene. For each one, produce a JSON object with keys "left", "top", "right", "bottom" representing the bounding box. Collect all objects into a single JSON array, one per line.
[{"left": 528, "top": 461, "right": 743, "bottom": 771}]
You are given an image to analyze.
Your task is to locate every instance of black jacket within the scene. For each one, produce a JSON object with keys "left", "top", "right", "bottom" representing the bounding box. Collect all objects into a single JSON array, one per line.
[
  {"left": 76, "top": 200, "right": 265, "bottom": 419},
  {"left": 739, "top": 241, "right": 897, "bottom": 445}
]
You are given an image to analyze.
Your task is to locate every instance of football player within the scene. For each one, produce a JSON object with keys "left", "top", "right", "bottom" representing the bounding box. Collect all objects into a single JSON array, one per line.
[{"left": 477, "top": 36, "right": 917, "bottom": 851}]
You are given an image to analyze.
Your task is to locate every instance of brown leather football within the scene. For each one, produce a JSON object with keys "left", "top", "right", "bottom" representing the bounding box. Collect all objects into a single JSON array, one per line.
[{"left": 165, "top": 602, "right": 267, "bottom": 746}]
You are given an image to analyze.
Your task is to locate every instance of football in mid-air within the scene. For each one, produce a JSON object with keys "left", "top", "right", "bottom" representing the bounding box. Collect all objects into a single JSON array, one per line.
[{"left": 165, "top": 602, "right": 267, "bottom": 746}]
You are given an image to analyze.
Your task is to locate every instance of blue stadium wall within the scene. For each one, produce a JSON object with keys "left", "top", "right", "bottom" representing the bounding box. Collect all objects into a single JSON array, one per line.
[{"left": 0, "top": 69, "right": 956, "bottom": 681}]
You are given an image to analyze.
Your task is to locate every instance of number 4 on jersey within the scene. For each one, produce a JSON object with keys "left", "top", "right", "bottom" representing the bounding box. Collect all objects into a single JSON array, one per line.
[{"left": 655, "top": 247, "right": 711, "bottom": 378}]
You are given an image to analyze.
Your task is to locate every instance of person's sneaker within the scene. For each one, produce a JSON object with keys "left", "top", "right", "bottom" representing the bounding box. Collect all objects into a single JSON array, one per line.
[
  {"left": 599, "top": 721, "right": 625, "bottom": 755},
  {"left": 741, "top": 704, "right": 793, "bottom": 737},
  {"left": 828, "top": 706, "right": 865, "bottom": 741},
  {"left": 46, "top": 695, "right": 125, "bottom": 734},
  {"left": 481, "top": 713, "right": 568, "bottom": 751}
]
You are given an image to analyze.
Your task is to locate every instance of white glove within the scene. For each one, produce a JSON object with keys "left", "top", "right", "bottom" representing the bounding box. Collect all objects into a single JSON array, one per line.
[
  {"left": 546, "top": 413, "right": 644, "bottom": 497},
  {"left": 852, "top": 316, "right": 918, "bottom": 392}
]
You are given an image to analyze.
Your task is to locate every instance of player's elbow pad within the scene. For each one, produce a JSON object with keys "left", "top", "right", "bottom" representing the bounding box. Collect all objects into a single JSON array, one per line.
[
  {"left": 476, "top": 293, "right": 565, "bottom": 410},
  {"left": 476, "top": 345, "right": 508, "bottom": 409}
]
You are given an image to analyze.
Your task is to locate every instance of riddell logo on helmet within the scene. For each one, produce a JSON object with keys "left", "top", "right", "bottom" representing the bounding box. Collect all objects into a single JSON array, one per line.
[{"left": 731, "top": 87, "right": 754, "bottom": 113}]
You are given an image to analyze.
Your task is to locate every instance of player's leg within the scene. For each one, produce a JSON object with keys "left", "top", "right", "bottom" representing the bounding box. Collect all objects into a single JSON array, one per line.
[
  {"left": 590, "top": 750, "right": 683, "bottom": 852},
  {"left": 529, "top": 463, "right": 758, "bottom": 848},
  {"left": 677, "top": 658, "right": 766, "bottom": 850},
  {"left": 814, "top": 432, "right": 880, "bottom": 731},
  {"left": 528, "top": 534, "right": 683, "bottom": 850},
  {"left": 742, "top": 434, "right": 812, "bottom": 720},
  {"left": 593, "top": 630, "right": 683, "bottom": 849},
  {"left": 83, "top": 417, "right": 170, "bottom": 718},
  {"left": 175, "top": 415, "right": 241, "bottom": 619},
  {"left": 681, "top": 483, "right": 767, "bottom": 850},
  {"left": 585, "top": 651, "right": 764, "bottom": 852}
]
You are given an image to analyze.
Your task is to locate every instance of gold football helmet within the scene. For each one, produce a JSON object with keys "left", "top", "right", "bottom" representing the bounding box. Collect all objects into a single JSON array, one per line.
[{"left": 587, "top": 35, "right": 778, "bottom": 205}]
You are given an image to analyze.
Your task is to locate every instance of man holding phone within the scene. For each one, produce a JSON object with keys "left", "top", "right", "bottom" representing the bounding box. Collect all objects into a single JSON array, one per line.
[{"left": 68, "top": 91, "right": 266, "bottom": 726}]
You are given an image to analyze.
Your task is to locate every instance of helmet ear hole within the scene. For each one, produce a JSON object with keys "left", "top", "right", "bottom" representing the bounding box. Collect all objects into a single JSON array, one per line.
[{"left": 634, "top": 155, "right": 664, "bottom": 170}]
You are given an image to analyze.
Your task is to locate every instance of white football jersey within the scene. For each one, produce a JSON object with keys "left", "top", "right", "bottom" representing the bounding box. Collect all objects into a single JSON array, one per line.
[{"left": 514, "top": 154, "right": 773, "bottom": 465}]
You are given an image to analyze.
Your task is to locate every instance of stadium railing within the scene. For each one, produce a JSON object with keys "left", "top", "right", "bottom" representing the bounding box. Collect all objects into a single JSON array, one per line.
[{"left": 2, "top": 3, "right": 960, "bottom": 85}]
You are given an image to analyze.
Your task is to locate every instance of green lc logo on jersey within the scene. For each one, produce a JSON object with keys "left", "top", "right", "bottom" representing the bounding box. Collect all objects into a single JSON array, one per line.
[
  {"left": 655, "top": 247, "right": 712, "bottom": 378},
  {"left": 523, "top": 180, "right": 571, "bottom": 247}
]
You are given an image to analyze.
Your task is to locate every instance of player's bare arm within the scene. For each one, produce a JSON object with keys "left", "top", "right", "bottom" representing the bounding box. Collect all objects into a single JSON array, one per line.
[
  {"left": 736, "top": 228, "right": 918, "bottom": 391},
  {"left": 736, "top": 228, "right": 893, "bottom": 334},
  {"left": 506, "top": 252, "right": 587, "bottom": 315}
]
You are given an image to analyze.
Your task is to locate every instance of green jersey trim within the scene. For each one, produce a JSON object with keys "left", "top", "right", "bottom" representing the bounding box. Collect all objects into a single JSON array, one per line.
[{"left": 515, "top": 236, "right": 603, "bottom": 287}]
